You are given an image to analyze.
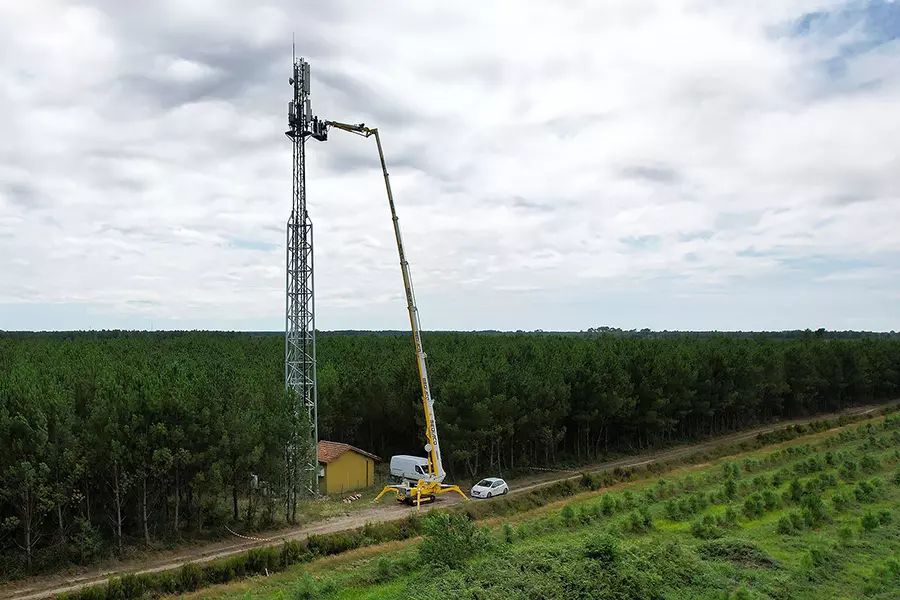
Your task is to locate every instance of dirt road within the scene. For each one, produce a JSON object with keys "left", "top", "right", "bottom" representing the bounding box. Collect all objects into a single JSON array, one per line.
[{"left": 2, "top": 400, "right": 893, "bottom": 600}]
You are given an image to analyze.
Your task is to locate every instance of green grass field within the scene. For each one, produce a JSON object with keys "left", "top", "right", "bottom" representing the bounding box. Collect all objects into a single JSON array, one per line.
[{"left": 183, "top": 416, "right": 900, "bottom": 600}]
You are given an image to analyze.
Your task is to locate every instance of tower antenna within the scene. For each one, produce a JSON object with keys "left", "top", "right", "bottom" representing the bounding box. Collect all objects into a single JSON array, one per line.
[{"left": 284, "top": 53, "right": 328, "bottom": 519}]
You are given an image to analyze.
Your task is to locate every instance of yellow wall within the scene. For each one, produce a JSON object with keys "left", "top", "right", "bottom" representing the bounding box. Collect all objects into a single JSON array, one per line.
[{"left": 320, "top": 451, "right": 375, "bottom": 495}]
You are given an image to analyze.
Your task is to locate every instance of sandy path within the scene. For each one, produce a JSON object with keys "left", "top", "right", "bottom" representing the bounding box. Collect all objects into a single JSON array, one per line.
[{"left": 2, "top": 400, "right": 893, "bottom": 600}]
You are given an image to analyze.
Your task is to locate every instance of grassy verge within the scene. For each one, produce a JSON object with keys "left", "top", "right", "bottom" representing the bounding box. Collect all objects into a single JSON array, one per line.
[
  {"left": 56, "top": 406, "right": 898, "bottom": 600},
  {"left": 177, "top": 412, "right": 900, "bottom": 600}
]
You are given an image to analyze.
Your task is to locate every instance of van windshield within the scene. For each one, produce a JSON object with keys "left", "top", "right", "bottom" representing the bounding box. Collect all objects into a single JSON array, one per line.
[{"left": 476, "top": 479, "right": 493, "bottom": 487}]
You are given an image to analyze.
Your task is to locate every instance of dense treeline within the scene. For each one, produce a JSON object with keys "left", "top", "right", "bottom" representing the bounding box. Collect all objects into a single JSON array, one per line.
[{"left": 1, "top": 331, "right": 899, "bottom": 575}]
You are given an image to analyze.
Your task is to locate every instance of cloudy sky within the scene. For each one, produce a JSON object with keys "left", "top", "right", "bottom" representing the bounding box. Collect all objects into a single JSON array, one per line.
[{"left": 1, "top": 1, "right": 898, "bottom": 332}]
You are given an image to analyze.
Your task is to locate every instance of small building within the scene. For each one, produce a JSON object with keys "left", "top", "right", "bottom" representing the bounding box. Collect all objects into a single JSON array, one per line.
[{"left": 317, "top": 440, "right": 380, "bottom": 495}]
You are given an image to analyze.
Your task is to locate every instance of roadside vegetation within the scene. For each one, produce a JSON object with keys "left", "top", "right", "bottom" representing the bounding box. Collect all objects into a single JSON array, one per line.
[
  {"left": 56, "top": 410, "right": 900, "bottom": 599},
  {"left": 181, "top": 414, "right": 899, "bottom": 600},
  {"left": 1, "top": 330, "right": 899, "bottom": 577}
]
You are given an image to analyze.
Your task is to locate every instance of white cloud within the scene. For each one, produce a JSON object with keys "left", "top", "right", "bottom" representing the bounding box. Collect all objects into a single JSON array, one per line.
[{"left": 0, "top": 0, "right": 898, "bottom": 331}]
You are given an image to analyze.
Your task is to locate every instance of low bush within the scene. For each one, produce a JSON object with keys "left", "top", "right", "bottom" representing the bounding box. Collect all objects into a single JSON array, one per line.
[
  {"left": 801, "top": 493, "right": 828, "bottom": 528},
  {"left": 861, "top": 511, "right": 881, "bottom": 533},
  {"left": 860, "top": 454, "right": 881, "bottom": 474},
  {"left": 291, "top": 571, "right": 319, "bottom": 600},
  {"left": 418, "top": 513, "right": 489, "bottom": 570},
  {"left": 692, "top": 515, "right": 723, "bottom": 540},
  {"left": 761, "top": 488, "right": 780, "bottom": 511},
  {"left": 585, "top": 532, "right": 620, "bottom": 565},
  {"left": 696, "top": 538, "right": 778, "bottom": 569},
  {"left": 839, "top": 460, "right": 859, "bottom": 481},
  {"left": 625, "top": 506, "right": 653, "bottom": 533},
  {"left": 831, "top": 490, "right": 852, "bottom": 512},
  {"left": 776, "top": 511, "right": 806, "bottom": 536},
  {"left": 599, "top": 492, "right": 616, "bottom": 516},
  {"left": 854, "top": 480, "right": 878, "bottom": 503},
  {"left": 742, "top": 493, "right": 765, "bottom": 519}
]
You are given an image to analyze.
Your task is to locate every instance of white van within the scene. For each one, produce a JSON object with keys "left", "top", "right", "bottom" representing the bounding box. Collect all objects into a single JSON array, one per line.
[{"left": 390, "top": 455, "right": 430, "bottom": 482}]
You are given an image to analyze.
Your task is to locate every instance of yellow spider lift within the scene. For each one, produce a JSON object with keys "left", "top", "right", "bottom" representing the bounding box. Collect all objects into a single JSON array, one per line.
[{"left": 324, "top": 121, "right": 468, "bottom": 508}]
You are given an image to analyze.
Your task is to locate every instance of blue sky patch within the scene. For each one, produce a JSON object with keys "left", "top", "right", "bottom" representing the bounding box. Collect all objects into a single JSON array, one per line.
[{"left": 790, "top": 0, "right": 900, "bottom": 78}]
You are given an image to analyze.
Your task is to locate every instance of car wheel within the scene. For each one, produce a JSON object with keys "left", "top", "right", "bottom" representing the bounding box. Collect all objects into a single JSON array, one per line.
[
  {"left": 487, "top": 492, "right": 492, "bottom": 498},
  {"left": 503, "top": 488, "right": 508, "bottom": 495}
]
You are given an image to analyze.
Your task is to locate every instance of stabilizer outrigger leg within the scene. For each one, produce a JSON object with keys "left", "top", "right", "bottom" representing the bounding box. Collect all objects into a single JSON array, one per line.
[{"left": 374, "top": 481, "right": 468, "bottom": 510}]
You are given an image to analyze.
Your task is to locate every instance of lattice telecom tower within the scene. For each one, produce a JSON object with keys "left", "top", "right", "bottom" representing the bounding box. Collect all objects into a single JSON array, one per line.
[{"left": 284, "top": 52, "right": 327, "bottom": 509}]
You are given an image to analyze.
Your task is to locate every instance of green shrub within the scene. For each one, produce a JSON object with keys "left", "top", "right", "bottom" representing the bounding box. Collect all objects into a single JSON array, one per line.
[
  {"left": 69, "top": 518, "right": 108, "bottom": 566},
  {"left": 831, "top": 490, "right": 852, "bottom": 512},
  {"left": 723, "top": 478, "right": 737, "bottom": 500},
  {"left": 860, "top": 455, "right": 881, "bottom": 474},
  {"left": 120, "top": 574, "right": 149, "bottom": 600},
  {"left": 600, "top": 493, "right": 616, "bottom": 516},
  {"left": 585, "top": 533, "right": 620, "bottom": 565},
  {"left": 179, "top": 562, "right": 204, "bottom": 592},
  {"left": 291, "top": 571, "right": 318, "bottom": 600},
  {"left": 761, "top": 489, "right": 780, "bottom": 511},
  {"left": 625, "top": 506, "right": 653, "bottom": 533},
  {"left": 722, "top": 506, "right": 739, "bottom": 528},
  {"left": 246, "top": 546, "right": 278, "bottom": 573},
  {"left": 372, "top": 556, "right": 394, "bottom": 583},
  {"left": 560, "top": 504, "right": 576, "bottom": 527},
  {"left": 877, "top": 509, "right": 892, "bottom": 525},
  {"left": 777, "top": 514, "right": 799, "bottom": 536},
  {"left": 861, "top": 511, "right": 880, "bottom": 532},
  {"left": 854, "top": 480, "right": 877, "bottom": 503},
  {"left": 279, "top": 539, "right": 311, "bottom": 568},
  {"left": 840, "top": 460, "right": 859, "bottom": 481},
  {"left": 692, "top": 515, "right": 722, "bottom": 540},
  {"left": 151, "top": 570, "right": 178, "bottom": 595},
  {"left": 788, "top": 478, "right": 804, "bottom": 503},
  {"left": 419, "top": 513, "right": 489, "bottom": 569},
  {"left": 105, "top": 577, "right": 124, "bottom": 600},
  {"left": 771, "top": 469, "right": 790, "bottom": 488},
  {"left": 801, "top": 493, "right": 828, "bottom": 528},
  {"left": 743, "top": 493, "right": 765, "bottom": 519},
  {"left": 665, "top": 498, "right": 683, "bottom": 521}
]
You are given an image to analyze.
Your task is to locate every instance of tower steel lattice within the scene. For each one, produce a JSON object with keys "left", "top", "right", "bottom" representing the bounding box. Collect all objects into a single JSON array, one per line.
[{"left": 284, "top": 53, "right": 327, "bottom": 511}]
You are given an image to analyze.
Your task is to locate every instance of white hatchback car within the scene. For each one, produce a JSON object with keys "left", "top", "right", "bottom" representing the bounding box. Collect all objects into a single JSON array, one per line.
[{"left": 470, "top": 477, "right": 509, "bottom": 499}]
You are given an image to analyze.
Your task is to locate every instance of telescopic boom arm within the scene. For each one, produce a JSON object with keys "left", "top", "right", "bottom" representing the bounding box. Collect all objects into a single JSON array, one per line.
[
  {"left": 324, "top": 120, "right": 465, "bottom": 505},
  {"left": 325, "top": 121, "right": 445, "bottom": 481}
]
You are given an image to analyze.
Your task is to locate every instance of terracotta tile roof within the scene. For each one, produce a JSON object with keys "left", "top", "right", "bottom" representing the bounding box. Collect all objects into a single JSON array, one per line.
[{"left": 317, "top": 440, "right": 381, "bottom": 464}]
